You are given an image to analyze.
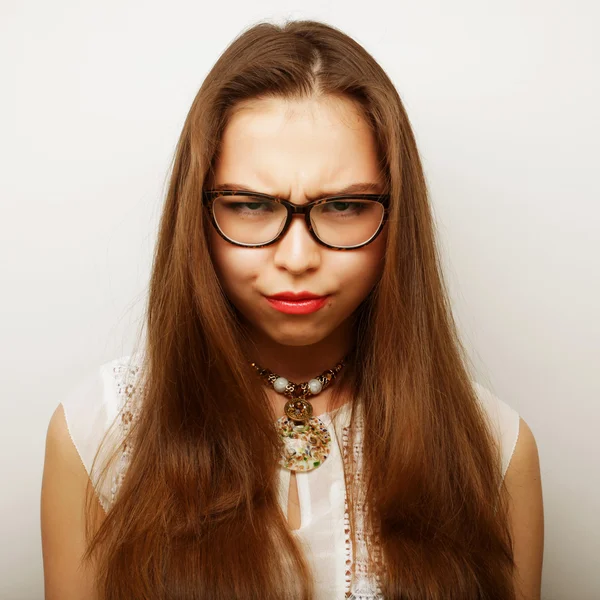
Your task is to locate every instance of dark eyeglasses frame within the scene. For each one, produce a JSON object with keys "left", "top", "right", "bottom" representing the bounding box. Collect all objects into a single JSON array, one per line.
[{"left": 202, "top": 189, "right": 391, "bottom": 250}]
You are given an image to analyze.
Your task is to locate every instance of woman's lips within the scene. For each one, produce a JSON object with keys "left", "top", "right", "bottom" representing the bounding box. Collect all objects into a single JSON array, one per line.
[{"left": 265, "top": 296, "right": 329, "bottom": 315}]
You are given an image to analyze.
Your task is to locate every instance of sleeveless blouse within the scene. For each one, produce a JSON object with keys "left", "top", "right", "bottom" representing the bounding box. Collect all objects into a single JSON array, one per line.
[{"left": 61, "top": 354, "right": 520, "bottom": 599}]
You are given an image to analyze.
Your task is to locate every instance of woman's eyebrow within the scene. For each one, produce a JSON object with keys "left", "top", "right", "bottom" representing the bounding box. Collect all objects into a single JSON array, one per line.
[{"left": 210, "top": 182, "right": 385, "bottom": 199}]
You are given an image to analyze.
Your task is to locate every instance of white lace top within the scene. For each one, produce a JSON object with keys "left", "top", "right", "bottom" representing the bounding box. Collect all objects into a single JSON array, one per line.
[{"left": 61, "top": 355, "right": 520, "bottom": 600}]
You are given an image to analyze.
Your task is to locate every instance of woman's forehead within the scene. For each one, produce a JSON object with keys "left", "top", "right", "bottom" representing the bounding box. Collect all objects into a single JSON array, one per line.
[{"left": 214, "top": 96, "right": 382, "bottom": 197}]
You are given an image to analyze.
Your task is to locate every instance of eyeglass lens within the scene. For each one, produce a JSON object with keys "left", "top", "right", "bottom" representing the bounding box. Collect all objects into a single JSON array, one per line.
[{"left": 212, "top": 195, "right": 384, "bottom": 248}]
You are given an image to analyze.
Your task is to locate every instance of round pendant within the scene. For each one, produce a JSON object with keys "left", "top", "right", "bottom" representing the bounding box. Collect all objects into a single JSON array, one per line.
[
  {"left": 275, "top": 415, "right": 332, "bottom": 472},
  {"left": 284, "top": 398, "right": 313, "bottom": 422}
]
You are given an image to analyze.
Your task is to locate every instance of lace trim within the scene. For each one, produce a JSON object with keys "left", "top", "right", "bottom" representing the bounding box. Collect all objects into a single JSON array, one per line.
[
  {"left": 108, "top": 358, "right": 143, "bottom": 509},
  {"left": 342, "top": 420, "right": 384, "bottom": 599}
]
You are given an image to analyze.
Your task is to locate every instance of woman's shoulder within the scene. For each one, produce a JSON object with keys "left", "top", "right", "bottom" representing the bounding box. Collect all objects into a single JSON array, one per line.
[
  {"left": 59, "top": 353, "right": 144, "bottom": 511},
  {"left": 472, "top": 380, "right": 521, "bottom": 481}
]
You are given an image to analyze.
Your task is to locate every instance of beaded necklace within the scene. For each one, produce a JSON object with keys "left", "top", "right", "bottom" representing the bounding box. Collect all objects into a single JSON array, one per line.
[{"left": 250, "top": 358, "right": 346, "bottom": 471}]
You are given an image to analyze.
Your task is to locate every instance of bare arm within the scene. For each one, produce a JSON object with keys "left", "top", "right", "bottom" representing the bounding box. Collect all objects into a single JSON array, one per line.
[
  {"left": 41, "top": 404, "right": 106, "bottom": 600},
  {"left": 504, "top": 417, "right": 544, "bottom": 600}
]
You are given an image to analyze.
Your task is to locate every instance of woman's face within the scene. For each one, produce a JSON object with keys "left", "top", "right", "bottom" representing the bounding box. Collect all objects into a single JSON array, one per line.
[{"left": 208, "top": 94, "right": 387, "bottom": 348}]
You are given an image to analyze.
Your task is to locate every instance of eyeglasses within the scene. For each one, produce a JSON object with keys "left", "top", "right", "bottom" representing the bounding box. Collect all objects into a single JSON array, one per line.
[{"left": 202, "top": 189, "right": 390, "bottom": 250}]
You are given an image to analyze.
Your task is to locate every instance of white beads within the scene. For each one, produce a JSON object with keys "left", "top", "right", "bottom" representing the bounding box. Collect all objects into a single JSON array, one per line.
[
  {"left": 308, "top": 378, "right": 323, "bottom": 395},
  {"left": 273, "top": 376, "right": 289, "bottom": 393},
  {"left": 273, "top": 376, "right": 322, "bottom": 394}
]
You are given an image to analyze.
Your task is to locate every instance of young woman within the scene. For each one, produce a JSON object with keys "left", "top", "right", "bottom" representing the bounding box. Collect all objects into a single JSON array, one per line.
[{"left": 41, "top": 19, "right": 544, "bottom": 600}]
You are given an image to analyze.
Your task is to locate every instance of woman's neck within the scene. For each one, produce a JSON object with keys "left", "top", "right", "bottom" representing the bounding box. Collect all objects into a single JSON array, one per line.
[{"left": 241, "top": 321, "right": 354, "bottom": 383}]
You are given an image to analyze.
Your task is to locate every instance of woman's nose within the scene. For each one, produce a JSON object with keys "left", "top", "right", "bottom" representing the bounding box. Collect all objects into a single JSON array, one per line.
[{"left": 272, "top": 214, "right": 322, "bottom": 274}]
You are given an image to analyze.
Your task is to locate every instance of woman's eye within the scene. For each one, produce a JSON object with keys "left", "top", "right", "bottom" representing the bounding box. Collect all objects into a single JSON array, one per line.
[
  {"left": 331, "top": 202, "right": 351, "bottom": 211},
  {"left": 322, "top": 201, "right": 365, "bottom": 215},
  {"left": 228, "top": 201, "right": 274, "bottom": 212}
]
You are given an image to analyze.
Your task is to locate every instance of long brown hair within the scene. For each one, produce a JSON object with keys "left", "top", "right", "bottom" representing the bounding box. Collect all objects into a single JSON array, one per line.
[{"left": 83, "top": 19, "right": 515, "bottom": 599}]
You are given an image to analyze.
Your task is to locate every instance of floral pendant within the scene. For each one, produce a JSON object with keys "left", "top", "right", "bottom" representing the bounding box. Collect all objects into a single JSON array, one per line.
[{"left": 275, "top": 414, "right": 332, "bottom": 472}]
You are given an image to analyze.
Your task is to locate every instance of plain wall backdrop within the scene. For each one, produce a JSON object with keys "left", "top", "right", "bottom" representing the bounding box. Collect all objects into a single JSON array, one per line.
[{"left": 1, "top": 0, "right": 598, "bottom": 598}]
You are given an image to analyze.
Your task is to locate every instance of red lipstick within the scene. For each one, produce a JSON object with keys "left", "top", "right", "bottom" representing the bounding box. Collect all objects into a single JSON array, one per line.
[{"left": 265, "top": 291, "right": 329, "bottom": 314}]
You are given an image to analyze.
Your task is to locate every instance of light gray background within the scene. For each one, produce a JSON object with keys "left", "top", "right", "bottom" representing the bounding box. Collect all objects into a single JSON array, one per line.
[{"left": 1, "top": 1, "right": 598, "bottom": 598}]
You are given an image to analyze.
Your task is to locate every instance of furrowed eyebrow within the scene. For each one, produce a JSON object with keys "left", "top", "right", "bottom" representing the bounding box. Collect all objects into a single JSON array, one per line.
[{"left": 210, "top": 182, "right": 385, "bottom": 200}]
